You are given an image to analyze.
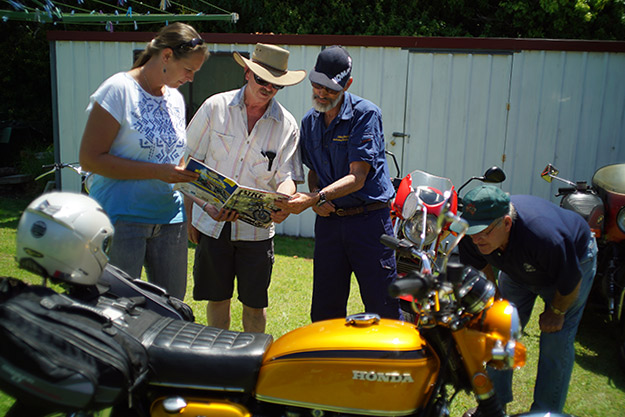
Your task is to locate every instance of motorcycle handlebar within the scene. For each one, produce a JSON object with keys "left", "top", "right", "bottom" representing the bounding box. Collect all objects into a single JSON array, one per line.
[
  {"left": 380, "top": 234, "right": 403, "bottom": 250},
  {"left": 388, "top": 270, "right": 431, "bottom": 299},
  {"left": 557, "top": 186, "right": 576, "bottom": 195},
  {"left": 380, "top": 234, "right": 418, "bottom": 259}
]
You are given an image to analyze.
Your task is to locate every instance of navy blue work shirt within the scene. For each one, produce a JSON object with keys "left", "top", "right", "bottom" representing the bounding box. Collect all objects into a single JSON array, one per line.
[
  {"left": 458, "top": 195, "right": 591, "bottom": 295},
  {"left": 300, "top": 92, "right": 394, "bottom": 208}
]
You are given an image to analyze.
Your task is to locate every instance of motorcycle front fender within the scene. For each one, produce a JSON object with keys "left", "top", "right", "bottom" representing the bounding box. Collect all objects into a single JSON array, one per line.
[{"left": 511, "top": 412, "right": 574, "bottom": 417}]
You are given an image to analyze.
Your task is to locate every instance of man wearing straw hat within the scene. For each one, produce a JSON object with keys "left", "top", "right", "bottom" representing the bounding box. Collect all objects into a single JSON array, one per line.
[{"left": 185, "top": 43, "right": 306, "bottom": 333}]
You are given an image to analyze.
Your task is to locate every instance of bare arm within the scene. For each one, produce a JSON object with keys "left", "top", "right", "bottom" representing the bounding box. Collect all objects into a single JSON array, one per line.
[
  {"left": 79, "top": 102, "right": 198, "bottom": 183},
  {"left": 183, "top": 193, "right": 238, "bottom": 244},
  {"left": 184, "top": 195, "right": 201, "bottom": 244},
  {"left": 539, "top": 280, "right": 581, "bottom": 333},
  {"left": 272, "top": 179, "right": 298, "bottom": 223},
  {"left": 308, "top": 170, "right": 321, "bottom": 193},
  {"left": 275, "top": 161, "right": 371, "bottom": 215},
  {"left": 276, "top": 178, "right": 297, "bottom": 196},
  {"left": 323, "top": 160, "right": 370, "bottom": 199},
  {"left": 480, "top": 264, "right": 504, "bottom": 300}
]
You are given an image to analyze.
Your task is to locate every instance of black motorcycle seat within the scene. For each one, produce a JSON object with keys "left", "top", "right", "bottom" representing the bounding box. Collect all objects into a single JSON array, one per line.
[{"left": 142, "top": 319, "right": 273, "bottom": 393}]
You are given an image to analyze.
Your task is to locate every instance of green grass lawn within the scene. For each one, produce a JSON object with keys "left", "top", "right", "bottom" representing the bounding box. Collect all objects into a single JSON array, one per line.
[{"left": 0, "top": 191, "right": 624, "bottom": 416}]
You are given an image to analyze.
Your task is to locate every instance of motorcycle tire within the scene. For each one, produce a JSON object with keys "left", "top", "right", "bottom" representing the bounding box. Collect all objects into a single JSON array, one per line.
[
  {"left": 619, "top": 320, "right": 625, "bottom": 372},
  {"left": 618, "top": 291, "right": 625, "bottom": 372},
  {"left": 615, "top": 263, "right": 625, "bottom": 372}
]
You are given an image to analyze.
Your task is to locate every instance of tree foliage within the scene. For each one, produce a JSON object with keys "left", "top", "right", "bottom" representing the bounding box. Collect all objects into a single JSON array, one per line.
[
  {"left": 195, "top": 0, "right": 625, "bottom": 39},
  {"left": 0, "top": 23, "right": 50, "bottom": 130},
  {"left": 0, "top": 0, "right": 623, "bottom": 154}
]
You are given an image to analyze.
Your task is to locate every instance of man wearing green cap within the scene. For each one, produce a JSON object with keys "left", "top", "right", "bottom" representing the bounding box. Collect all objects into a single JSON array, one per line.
[{"left": 455, "top": 185, "right": 597, "bottom": 414}]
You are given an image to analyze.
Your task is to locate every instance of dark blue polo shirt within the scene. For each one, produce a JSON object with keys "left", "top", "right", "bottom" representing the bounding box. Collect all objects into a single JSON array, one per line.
[
  {"left": 458, "top": 195, "right": 591, "bottom": 295},
  {"left": 300, "top": 92, "right": 394, "bottom": 208}
]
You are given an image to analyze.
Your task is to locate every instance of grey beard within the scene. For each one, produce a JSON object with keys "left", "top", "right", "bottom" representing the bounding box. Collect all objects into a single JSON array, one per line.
[{"left": 312, "top": 91, "right": 343, "bottom": 113}]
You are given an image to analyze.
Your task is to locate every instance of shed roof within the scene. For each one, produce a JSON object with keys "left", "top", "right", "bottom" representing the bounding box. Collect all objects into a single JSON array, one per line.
[{"left": 48, "top": 31, "right": 625, "bottom": 53}]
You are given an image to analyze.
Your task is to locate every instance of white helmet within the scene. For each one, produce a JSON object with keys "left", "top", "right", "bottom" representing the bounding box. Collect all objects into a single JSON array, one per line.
[{"left": 16, "top": 192, "right": 114, "bottom": 285}]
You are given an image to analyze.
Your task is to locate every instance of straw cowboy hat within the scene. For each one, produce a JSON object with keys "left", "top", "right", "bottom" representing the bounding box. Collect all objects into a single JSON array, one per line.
[{"left": 233, "top": 43, "right": 306, "bottom": 87}]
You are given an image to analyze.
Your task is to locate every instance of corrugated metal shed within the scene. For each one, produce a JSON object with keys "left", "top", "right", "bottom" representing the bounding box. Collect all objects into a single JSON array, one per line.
[{"left": 48, "top": 32, "right": 625, "bottom": 238}]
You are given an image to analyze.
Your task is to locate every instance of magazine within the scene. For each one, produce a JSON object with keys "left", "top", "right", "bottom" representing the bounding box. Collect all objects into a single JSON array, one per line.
[{"left": 174, "top": 157, "right": 288, "bottom": 228}]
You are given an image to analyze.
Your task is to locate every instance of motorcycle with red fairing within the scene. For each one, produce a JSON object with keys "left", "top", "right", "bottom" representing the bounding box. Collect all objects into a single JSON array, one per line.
[{"left": 386, "top": 156, "right": 506, "bottom": 322}]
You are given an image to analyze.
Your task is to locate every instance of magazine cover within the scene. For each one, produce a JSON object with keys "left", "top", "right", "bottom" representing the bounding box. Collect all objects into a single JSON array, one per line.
[{"left": 174, "top": 158, "right": 288, "bottom": 228}]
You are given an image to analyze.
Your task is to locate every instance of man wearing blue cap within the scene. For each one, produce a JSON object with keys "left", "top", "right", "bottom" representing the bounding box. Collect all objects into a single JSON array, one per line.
[
  {"left": 276, "top": 45, "right": 400, "bottom": 322},
  {"left": 455, "top": 185, "right": 597, "bottom": 414}
]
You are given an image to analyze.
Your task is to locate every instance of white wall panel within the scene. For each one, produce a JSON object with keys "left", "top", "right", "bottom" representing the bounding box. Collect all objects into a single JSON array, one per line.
[
  {"left": 402, "top": 51, "right": 512, "bottom": 192},
  {"left": 53, "top": 40, "right": 625, "bottom": 237},
  {"left": 55, "top": 40, "right": 140, "bottom": 191},
  {"left": 506, "top": 50, "right": 625, "bottom": 203}
]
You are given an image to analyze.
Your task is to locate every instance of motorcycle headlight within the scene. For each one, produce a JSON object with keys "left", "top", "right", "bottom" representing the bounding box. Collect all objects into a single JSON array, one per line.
[
  {"left": 617, "top": 207, "right": 625, "bottom": 234},
  {"left": 403, "top": 213, "right": 439, "bottom": 246},
  {"left": 457, "top": 269, "right": 496, "bottom": 314}
]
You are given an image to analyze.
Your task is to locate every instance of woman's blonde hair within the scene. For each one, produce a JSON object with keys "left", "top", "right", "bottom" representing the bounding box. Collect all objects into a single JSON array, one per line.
[{"left": 132, "top": 22, "right": 209, "bottom": 69}]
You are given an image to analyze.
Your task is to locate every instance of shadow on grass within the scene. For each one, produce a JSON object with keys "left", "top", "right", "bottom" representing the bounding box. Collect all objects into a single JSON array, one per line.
[
  {"left": 0, "top": 191, "right": 35, "bottom": 229},
  {"left": 575, "top": 307, "right": 625, "bottom": 390}
]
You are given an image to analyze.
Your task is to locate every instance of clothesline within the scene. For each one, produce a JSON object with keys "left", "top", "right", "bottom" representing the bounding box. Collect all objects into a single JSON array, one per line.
[{"left": 1, "top": 0, "right": 239, "bottom": 30}]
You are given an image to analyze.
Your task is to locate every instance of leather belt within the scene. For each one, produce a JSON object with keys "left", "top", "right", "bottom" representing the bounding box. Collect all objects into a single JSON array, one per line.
[{"left": 334, "top": 201, "right": 390, "bottom": 217}]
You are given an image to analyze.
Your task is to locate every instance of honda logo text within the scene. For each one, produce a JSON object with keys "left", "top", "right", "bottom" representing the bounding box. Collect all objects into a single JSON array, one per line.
[{"left": 352, "top": 370, "right": 414, "bottom": 383}]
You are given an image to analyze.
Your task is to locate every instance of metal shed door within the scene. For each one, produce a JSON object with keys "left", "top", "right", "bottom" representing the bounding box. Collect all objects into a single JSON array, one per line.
[
  {"left": 179, "top": 51, "right": 247, "bottom": 121},
  {"left": 397, "top": 50, "right": 513, "bottom": 192}
]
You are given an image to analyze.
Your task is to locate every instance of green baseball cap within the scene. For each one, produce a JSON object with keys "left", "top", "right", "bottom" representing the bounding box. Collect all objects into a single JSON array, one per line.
[{"left": 451, "top": 185, "right": 510, "bottom": 235}]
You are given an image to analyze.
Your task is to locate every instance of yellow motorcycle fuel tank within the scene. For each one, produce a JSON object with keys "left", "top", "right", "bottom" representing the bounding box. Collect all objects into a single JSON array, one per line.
[
  {"left": 151, "top": 397, "right": 251, "bottom": 417},
  {"left": 255, "top": 314, "right": 439, "bottom": 416}
]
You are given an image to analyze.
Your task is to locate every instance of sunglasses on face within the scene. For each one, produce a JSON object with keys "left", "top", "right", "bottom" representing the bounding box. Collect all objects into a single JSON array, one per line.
[
  {"left": 177, "top": 38, "right": 205, "bottom": 50},
  {"left": 253, "top": 73, "right": 284, "bottom": 90},
  {"left": 311, "top": 82, "right": 341, "bottom": 95}
]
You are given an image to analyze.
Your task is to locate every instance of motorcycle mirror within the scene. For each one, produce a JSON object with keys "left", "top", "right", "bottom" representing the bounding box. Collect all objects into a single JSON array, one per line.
[
  {"left": 540, "top": 164, "right": 558, "bottom": 183},
  {"left": 457, "top": 166, "right": 506, "bottom": 196},
  {"left": 482, "top": 166, "right": 506, "bottom": 184},
  {"left": 385, "top": 150, "right": 401, "bottom": 179}
]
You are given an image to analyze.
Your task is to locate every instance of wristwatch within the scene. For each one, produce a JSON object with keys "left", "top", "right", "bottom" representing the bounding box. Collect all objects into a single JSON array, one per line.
[
  {"left": 316, "top": 190, "right": 327, "bottom": 207},
  {"left": 549, "top": 304, "right": 566, "bottom": 316}
]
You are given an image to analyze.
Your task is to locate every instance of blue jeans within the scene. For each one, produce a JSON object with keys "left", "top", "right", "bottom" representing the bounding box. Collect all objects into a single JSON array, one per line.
[
  {"left": 488, "top": 236, "right": 597, "bottom": 412},
  {"left": 107, "top": 219, "right": 188, "bottom": 300}
]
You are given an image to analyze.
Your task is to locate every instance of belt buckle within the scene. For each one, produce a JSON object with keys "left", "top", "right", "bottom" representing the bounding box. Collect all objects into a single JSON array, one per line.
[{"left": 335, "top": 208, "right": 347, "bottom": 216}]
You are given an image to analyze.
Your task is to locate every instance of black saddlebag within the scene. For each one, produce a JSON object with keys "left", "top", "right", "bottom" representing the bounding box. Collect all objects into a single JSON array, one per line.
[
  {"left": 0, "top": 281, "right": 160, "bottom": 411},
  {"left": 98, "top": 263, "right": 194, "bottom": 322}
]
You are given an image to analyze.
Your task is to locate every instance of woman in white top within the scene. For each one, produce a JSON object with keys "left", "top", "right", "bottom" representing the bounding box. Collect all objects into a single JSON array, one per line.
[{"left": 79, "top": 23, "right": 208, "bottom": 299}]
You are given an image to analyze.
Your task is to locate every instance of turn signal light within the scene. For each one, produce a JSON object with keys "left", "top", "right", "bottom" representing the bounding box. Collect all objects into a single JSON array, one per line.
[{"left": 512, "top": 341, "right": 527, "bottom": 369}]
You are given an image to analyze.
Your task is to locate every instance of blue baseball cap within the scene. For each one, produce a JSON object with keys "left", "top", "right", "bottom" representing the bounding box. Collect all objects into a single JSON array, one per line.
[
  {"left": 451, "top": 185, "right": 510, "bottom": 235},
  {"left": 308, "top": 45, "right": 352, "bottom": 92}
]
